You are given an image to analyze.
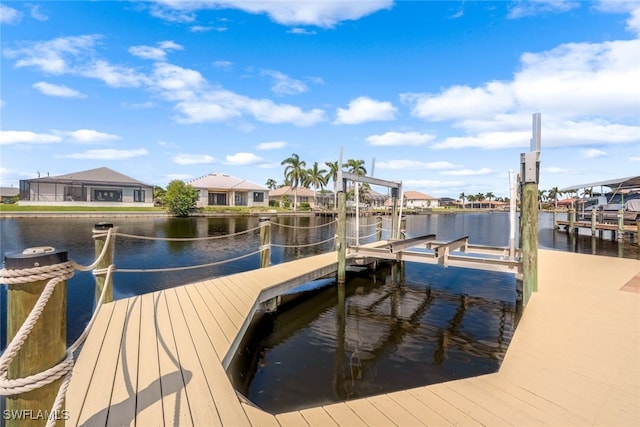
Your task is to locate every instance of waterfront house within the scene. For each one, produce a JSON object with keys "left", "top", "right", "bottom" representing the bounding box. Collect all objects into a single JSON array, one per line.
[
  {"left": 403, "top": 190, "right": 440, "bottom": 209},
  {"left": 0, "top": 186, "right": 19, "bottom": 203},
  {"left": 188, "top": 172, "right": 269, "bottom": 208},
  {"left": 268, "top": 186, "right": 316, "bottom": 209},
  {"left": 18, "top": 167, "right": 154, "bottom": 207}
]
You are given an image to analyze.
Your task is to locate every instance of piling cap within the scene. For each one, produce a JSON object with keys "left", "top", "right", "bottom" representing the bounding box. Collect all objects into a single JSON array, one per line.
[
  {"left": 94, "top": 222, "right": 114, "bottom": 231},
  {"left": 4, "top": 247, "right": 68, "bottom": 269}
]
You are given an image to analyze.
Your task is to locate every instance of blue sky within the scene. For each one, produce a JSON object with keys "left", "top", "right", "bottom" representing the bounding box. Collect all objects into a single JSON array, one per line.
[{"left": 1, "top": 0, "right": 639, "bottom": 198}]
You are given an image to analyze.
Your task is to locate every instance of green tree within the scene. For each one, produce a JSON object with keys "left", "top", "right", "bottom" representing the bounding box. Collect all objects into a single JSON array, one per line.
[
  {"left": 459, "top": 192, "right": 466, "bottom": 208},
  {"left": 281, "top": 153, "right": 307, "bottom": 211},
  {"left": 265, "top": 178, "right": 278, "bottom": 190},
  {"left": 343, "top": 159, "right": 366, "bottom": 203},
  {"left": 153, "top": 185, "right": 167, "bottom": 206},
  {"left": 548, "top": 186, "right": 562, "bottom": 209},
  {"left": 164, "top": 180, "right": 199, "bottom": 217},
  {"left": 305, "top": 162, "right": 328, "bottom": 208},
  {"left": 324, "top": 160, "right": 339, "bottom": 209}
]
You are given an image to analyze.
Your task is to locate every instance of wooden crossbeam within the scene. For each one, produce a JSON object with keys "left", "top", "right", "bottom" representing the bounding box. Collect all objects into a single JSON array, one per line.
[{"left": 427, "top": 236, "right": 469, "bottom": 266}]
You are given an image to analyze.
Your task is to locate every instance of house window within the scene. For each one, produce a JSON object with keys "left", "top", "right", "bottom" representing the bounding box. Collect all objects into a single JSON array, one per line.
[
  {"left": 134, "top": 190, "right": 145, "bottom": 202},
  {"left": 235, "top": 192, "right": 248, "bottom": 206},
  {"left": 94, "top": 190, "right": 122, "bottom": 202},
  {"left": 299, "top": 196, "right": 309, "bottom": 203},
  {"left": 253, "top": 192, "right": 264, "bottom": 203},
  {"left": 208, "top": 192, "right": 227, "bottom": 206}
]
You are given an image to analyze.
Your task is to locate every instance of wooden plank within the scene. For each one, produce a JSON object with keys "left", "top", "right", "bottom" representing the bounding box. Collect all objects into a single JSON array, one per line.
[
  {"left": 202, "top": 279, "right": 246, "bottom": 329},
  {"left": 299, "top": 407, "right": 339, "bottom": 426},
  {"left": 366, "top": 394, "right": 426, "bottom": 426},
  {"left": 106, "top": 296, "right": 141, "bottom": 427},
  {"left": 154, "top": 291, "right": 195, "bottom": 427},
  {"left": 386, "top": 390, "right": 450, "bottom": 426},
  {"left": 173, "top": 285, "right": 251, "bottom": 427},
  {"left": 161, "top": 289, "right": 218, "bottom": 426},
  {"left": 430, "top": 383, "right": 513, "bottom": 426},
  {"left": 75, "top": 300, "right": 130, "bottom": 426},
  {"left": 320, "top": 403, "right": 367, "bottom": 427},
  {"left": 240, "top": 403, "right": 280, "bottom": 427},
  {"left": 344, "top": 398, "right": 395, "bottom": 427},
  {"left": 275, "top": 411, "right": 310, "bottom": 427},
  {"left": 193, "top": 283, "right": 240, "bottom": 344},
  {"left": 182, "top": 284, "right": 230, "bottom": 358},
  {"left": 407, "top": 386, "right": 479, "bottom": 426},
  {"left": 133, "top": 293, "right": 165, "bottom": 427},
  {"left": 66, "top": 302, "right": 116, "bottom": 426}
]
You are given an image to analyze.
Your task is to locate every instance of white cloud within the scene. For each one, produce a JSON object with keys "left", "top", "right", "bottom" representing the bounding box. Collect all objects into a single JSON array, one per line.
[
  {"left": 543, "top": 166, "right": 577, "bottom": 174},
  {"left": 581, "top": 148, "right": 607, "bottom": 159},
  {"left": 5, "top": 35, "right": 98, "bottom": 74},
  {"left": 129, "top": 40, "right": 183, "bottom": 61},
  {"left": 53, "top": 129, "right": 121, "bottom": 143},
  {"left": 288, "top": 28, "right": 317, "bottom": 35},
  {"left": 167, "top": 173, "right": 194, "bottom": 181},
  {"left": 508, "top": 0, "right": 580, "bottom": 19},
  {"left": 173, "top": 153, "right": 215, "bottom": 165},
  {"left": 152, "top": 0, "right": 393, "bottom": 28},
  {"left": 376, "top": 160, "right": 462, "bottom": 170},
  {"left": 440, "top": 168, "right": 493, "bottom": 176},
  {"left": 213, "top": 60, "right": 233, "bottom": 71},
  {"left": 629, "top": 156, "right": 640, "bottom": 162},
  {"left": 28, "top": 4, "right": 48, "bottom": 21},
  {"left": 366, "top": 131, "right": 435, "bottom": 146},
  {"left": 0, "top": 130, "right": 61, "bottom": 145},
  {"left": 82, "top": 59, "right": 149, "bottom": 88},
  {"left": 33, "top": 82, "right": 86, "bottom": 98},
  {"left": 335, "top": 97, "right": 396, "bottom": 125},
  {"left": 262, "top": 70, "right": 307, "bottom": 96},
  {"left": 0, "top": 4, "right": 22, "bottom": 24},
  {"left": 225, "top": 152, "right": 263, "bottom": 165},
  {"left": 0, "top": 99, "right": 5, "bottom": 108},
  {"left": 60, "top": 148, "right": 149, "bottom": 160},
  {"left": 257, "top": 141, "right": 287, "bottom": 150},
  {"left": 151, "top": 62, "right": 206, "bottom": 100}
]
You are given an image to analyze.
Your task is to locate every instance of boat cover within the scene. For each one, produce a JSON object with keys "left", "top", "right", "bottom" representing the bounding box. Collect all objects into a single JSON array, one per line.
[{"left": 625, "top": 199, "right": 640, "bottom": 212}]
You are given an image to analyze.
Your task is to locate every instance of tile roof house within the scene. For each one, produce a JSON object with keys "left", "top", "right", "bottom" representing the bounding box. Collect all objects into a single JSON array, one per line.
[
  {"left": 18, "top": 167, "right": 154, "bottom": 207},
  {"left": 403, "top": 190, "right": 439, "bottom": 209},
  {"left": 268, "top": 185, "right": 316, "bottom": 208},
  {"left": 187, "top": 172, "right": 269, "bottom": 207},
  {"left": 0, "top": 186, "right": 19, "bottom": 203}
]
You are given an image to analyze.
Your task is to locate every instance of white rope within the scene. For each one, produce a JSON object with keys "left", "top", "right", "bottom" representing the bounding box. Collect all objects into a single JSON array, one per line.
[
  {"left": 270, "top": 235, "right": 336, "bottom": 249},
  {"left": 115, "top": 249, "right": 262, "bottom": 273},
  {"left": 72, "top": 227, "right": 115, "bottom": 272},
  {"left": 269, "top": 219, "right": 337, "bottom": 229},
  {"left": 114, "top": 224, "right": 261, "bottom": 242}
]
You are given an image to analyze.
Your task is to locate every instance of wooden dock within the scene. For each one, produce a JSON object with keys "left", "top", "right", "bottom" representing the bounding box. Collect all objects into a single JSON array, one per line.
[{"left": 66, "top": 249, "right": 640, "bottom": 426}]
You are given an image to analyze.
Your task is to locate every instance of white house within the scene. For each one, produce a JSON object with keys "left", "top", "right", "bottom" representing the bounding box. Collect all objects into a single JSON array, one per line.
[
  {"left": 18, "top": 167, "right": 154, "bottom": 207},
  {"left": 188, "top": 172, "right": 269, "bottom": 208},
  {"left": 403, "top": 190, "right": 439, "bottom": 209}
]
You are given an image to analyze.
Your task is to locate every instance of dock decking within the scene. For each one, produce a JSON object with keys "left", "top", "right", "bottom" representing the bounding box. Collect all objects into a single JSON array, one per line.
[{"left": 66, "top": 249, "right": 640, "bottom": 426}]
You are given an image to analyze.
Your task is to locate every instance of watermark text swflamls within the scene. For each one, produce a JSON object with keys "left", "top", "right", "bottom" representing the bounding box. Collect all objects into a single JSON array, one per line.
[{"left": 3, "top": 409, "right": 70, "bottom": 421}]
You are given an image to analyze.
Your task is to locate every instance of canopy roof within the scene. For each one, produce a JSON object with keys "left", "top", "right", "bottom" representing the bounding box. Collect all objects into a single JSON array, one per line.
[{"left": 560, "top": 176, "right": 640, "bottom": 192}]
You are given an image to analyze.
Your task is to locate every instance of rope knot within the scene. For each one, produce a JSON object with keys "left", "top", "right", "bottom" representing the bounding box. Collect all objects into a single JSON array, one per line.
[{"left": 0, "top": 262, "right": 75, "bottom": 285}]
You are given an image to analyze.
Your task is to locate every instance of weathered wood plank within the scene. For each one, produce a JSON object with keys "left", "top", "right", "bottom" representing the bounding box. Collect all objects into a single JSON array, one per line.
[
  {"left": 173, "top": 285, "right": 251, "bottom": 427},
  {"left": 75, "top": 300, "right": 130, "bottom": 426},
  {"left": 66, "top": 301, "right": 116, "bottom": 426},
  {"left": 105, "top": 296, "right": 141, "bottom": 427},
  {"left": 134, "top": 293, "right": 165, "bottom": 426}
]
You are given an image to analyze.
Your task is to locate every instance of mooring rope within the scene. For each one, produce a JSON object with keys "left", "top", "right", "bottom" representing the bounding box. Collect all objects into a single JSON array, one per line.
[
  {"left": 114, "top": 224, "right": 261, "bottom": 242},
  {"left": 115, "top": 249, "right": 262, "bottom": 273},
  {"left": 270, "top": 235, "right": 336, "bottom": 249},
  {"left": 269, "top": 219, "right": 337, "bottom": 229}
]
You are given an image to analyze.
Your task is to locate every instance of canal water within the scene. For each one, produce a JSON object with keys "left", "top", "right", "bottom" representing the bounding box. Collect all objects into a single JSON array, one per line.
[{"left": 1, "top": 212, "right": 637, "bottom": 410}]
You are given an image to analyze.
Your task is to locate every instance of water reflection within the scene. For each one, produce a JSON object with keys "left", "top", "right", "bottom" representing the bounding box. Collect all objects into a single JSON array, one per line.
[{"left": 228, "top": 262, "right": 517, "bottom": 414}]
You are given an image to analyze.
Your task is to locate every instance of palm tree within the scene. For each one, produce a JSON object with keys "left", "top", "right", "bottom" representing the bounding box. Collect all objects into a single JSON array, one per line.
[
  {"left": 305, "top": 162, "right": 328, "bottom": 209},
  {"left": 343, "top": 159, "right": 367, "bottom": 205},
  {"left": 324, "top": 160, "right": 339, "bottom": 209},
  {"left": 467, "top": 194, "right": 476, "bottom": 208},
  {"left": 485, "top": 191, "right": 495, "bottom": 208},
  {"left": 538, "top": 189, "right": 547, "bottom": 210},
  {"left": 459, "top": 192, "right": 466, "bottom": 208},
  {"left": 281, "top": 153, "right": 307, "bottom": 211},
  {"left": 476, "top": 193, "right": 485, "bottom": 209},
  {"left": 548, "top": 186, "right": 562, "bottom": 209},
  {"left": 265, "top": 178, "right": 278, "bottom": 190}
]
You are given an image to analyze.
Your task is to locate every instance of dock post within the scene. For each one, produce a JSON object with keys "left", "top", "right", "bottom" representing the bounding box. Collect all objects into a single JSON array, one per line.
[
  {"left": 553, "top": 209, "right": 558, "bottom": 229},
  {"left": 3, "top": 248, "right": 69, "bottom": 427},
  {"left": 400, "top": 216, "right": 407, "bottom": 239},
  {"left": 337, "top": 191, "right": 347, "bottom": 284},
  {"left": 520, "top": 113, "right": 541, "bottom": 307},
  {"left": 617, "top": 209, "right": 624, "bottom": 241},
  {"left": 568, "top": 208, "right": 576, "bottom": 234},
  {"left": 591, "top": 209, "right": 597, "bottom": 236},
  {"left": 376, "top": 216, "right": 383, "bottom": 241},
  {"left": 259, "top": 217, "right": 271, "bottom": 268},
  {"left": 93, "top": 222, "right": 114, "bottom": 306},
  {"left": 390, "top": 188, "right": 399, "bottom": 240}
]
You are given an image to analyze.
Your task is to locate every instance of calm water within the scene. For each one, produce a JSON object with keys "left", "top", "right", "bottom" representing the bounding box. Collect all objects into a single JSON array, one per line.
[{"left": 1, "top": 212, "right": 637, "bottom": 372}]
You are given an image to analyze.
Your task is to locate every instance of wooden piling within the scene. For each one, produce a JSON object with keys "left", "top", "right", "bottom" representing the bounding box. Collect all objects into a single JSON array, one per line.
[
  {"left": 617, "top": 209, "right": 624, "bottom": 241},
  {"left": 259, "top": 218, "right": 271, "bottom": 268},
  {"left": 337, "top": 191, "right": 347, "bottom": 284},
  {"left": 568, "top": 208, "right": 576, "bottom": 234},
  {"left": 591, "top": 209, "right": 597, "bottom": 236},
  {"left": 93, "top": 223, "right": 114, "bottom": 307},
  {"left": 521, "top": 180, "right": 539, "bottom": 306},
  {"left": 4, "top": 249, "right": 68, "bottom": 427},
  {"left": 375, "top": 216, "right": 383, "bottom": 241}
]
